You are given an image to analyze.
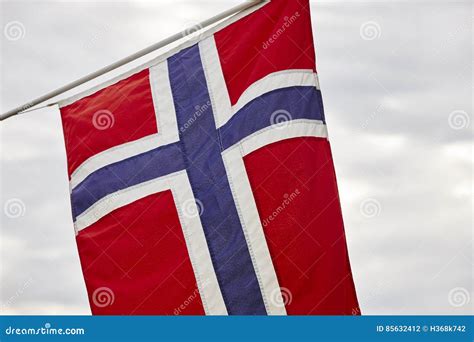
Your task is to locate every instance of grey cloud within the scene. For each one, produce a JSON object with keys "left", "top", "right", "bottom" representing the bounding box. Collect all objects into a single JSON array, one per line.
[{"left": 1, "top": 1, "right": 472, "bottom": 315}]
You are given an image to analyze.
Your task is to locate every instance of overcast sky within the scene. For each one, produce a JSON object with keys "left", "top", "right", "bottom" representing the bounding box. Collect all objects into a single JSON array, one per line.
[{"left": 0, "top": 0, "right": 472, "bottom": 315}]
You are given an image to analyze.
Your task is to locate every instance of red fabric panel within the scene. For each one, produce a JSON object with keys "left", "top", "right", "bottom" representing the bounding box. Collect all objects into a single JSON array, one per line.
[
  {"left": 60, "top": 69, "right": 157, "bottom": 176},
  {"left": 214, "top": 0, "right": 316, "bottom": 105},
  {"left": 243, "top": 137, "right": 359, "bottom": 315},
  {"left": 76, "top": 190, "right": 205, "bottom": 315}
]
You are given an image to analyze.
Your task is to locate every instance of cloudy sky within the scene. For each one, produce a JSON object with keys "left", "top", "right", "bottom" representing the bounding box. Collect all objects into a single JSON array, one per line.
[{"left": 0, "top": 0, "right": 472, "bottom": 315}]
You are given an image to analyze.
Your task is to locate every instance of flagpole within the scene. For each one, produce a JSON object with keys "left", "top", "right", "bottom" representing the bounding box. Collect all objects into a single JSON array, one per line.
[{"left": 0, "top": 0, "right": 266, "bottom": 121}]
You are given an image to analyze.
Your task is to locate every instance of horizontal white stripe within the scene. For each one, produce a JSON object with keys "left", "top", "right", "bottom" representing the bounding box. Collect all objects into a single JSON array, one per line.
[
  {"left": 74, "top": 171, "right": 180, "bottom": 232},
  {"left": 69, "top": 61, "right": 179, "bottom": 189},
  {"left": 235, "top": 119, "right": 327, "bottom": 156},
  {"left": 222, "top": 119, "right": 328, "bottom": 315},
  {"left": 232, "top": 70, "right": 320, "bottom": 118},
  {"left": 213, "top": 70, "right": 320, "bottom": 128},
  {"left": 68, "top": 69, "right": 318, "bottom": 190},
  {"left": 70, "top": 135, "right": 160, "bottom": 189}
]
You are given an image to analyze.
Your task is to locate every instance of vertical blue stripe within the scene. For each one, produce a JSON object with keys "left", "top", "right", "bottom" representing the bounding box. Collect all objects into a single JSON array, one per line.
[{"left": 167, "top": 44, "right": 267, "bottom": 315}]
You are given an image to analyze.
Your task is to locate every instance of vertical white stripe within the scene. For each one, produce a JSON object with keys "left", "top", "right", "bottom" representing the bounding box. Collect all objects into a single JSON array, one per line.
[
  {"left": 74, "top": 170, "right": 227, "bottom": 315},
  {"left": 149, "top": 61, "right": 180, "bottom": 144},
  {"left": 171, "top": 172, "right": 228, "bottom": 315},
  {"left": 70, "top": 62, "right": 180, "bottom": 189},
  {"left": 221, "top": 121, "right": 328, "bottom": 315},
  {"left": 199, "top": 36, "right": 232, "bottom": 129},
  {"left": 222, "top": 147, "right": 287, "bottom": 315},
  {"left": 199, "top": 40, "right": 321, "bottom": 129},
  {"left": 150, "top": 61, "right": 227, "bottom": 314}
]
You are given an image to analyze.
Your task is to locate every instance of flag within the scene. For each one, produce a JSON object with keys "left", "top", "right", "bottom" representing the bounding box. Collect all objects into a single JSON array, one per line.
[{"left": 59, "top": 0, "right": 359, "bottom": 315}]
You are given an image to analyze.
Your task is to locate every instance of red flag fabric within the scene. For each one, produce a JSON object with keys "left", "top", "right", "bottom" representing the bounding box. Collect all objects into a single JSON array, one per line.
[{"left": 59, "top": 0, "right": 360, "bottom": 315}]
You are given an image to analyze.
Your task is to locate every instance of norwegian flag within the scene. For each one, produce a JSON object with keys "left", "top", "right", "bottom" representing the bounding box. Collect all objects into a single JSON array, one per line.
[{"left": 59, "top": 0, "right": 359, "bottom": 315}]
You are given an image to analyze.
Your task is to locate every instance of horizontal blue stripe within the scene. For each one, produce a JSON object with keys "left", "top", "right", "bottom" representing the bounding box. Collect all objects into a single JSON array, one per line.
[
  {"left": 71, "top": 87, "right": 324, "bottom": 220},
  {"left": 71, "top": 143, "right": 185, "bottom": 218},
  {"left": 219, "top": 86, "right": 325, "bottom": 150}
]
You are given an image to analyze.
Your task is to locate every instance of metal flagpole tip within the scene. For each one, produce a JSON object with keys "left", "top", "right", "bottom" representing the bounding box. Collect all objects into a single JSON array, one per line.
[{"left": 0, "top": 0, "right": 266, "bottom": 122}]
